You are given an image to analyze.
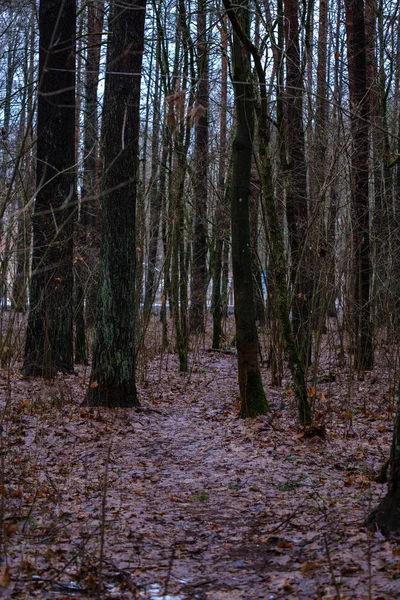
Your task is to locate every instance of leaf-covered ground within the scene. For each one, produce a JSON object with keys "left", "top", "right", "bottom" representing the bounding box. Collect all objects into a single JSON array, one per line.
[{"left": 1, "top": 321, "right": 400, "bottom": 599}]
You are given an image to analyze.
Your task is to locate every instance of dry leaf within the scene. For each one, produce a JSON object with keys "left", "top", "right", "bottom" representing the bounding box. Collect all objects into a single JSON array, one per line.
[
  {"left": 300, "top": 561, "right": 320, "bottom": 573},
  {"left": 0, "top": 564, "right": 11, "bottom": 588}
]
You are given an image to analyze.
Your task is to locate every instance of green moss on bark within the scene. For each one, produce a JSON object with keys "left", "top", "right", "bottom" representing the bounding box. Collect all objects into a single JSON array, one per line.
[{"left": 240, "top": 368, "right": 268, "bottom": 418}]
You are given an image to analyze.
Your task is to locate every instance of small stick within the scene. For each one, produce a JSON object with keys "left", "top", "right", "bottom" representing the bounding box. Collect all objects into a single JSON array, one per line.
[
  {"left": 324, "top": 534, "right": 341, "bottom": 599},
  {"left": 98, "top": 441, "right": 112, "bottom": 597},
  {"left": 163, "top": 541, "right": 176, "bottom": 599}
]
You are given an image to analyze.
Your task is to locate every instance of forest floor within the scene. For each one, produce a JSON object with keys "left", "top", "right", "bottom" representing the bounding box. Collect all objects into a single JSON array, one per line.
[{"left": 1, "top": 316, "right": 400, "bottom": 599}]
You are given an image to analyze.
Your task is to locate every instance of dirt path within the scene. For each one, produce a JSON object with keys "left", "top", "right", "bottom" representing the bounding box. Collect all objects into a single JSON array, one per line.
[{"left": 2, "top": 351, "right": 400, "bottom": 598}]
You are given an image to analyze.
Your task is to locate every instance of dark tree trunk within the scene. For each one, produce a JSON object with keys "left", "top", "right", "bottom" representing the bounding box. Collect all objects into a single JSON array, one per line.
[
  {"left": 212, "top": 16, "right": 228, "bottom": 349},
  {"left": 284, "top": 0, "right": 312, "bottom": 366},
  {"left": 223, "top": 0, "right": 311, "bottom": 424},
  {"left": 368, "top": 391, "right": 400, "bottom": 534},
  {"left": 345, "top": 0, "right": 373, "bottom": 371},
  {"left": 229, "top": 0, "right": 268, "bottom": 417},
  {"left": 189, "top": 0, "right": 208, "bottom": 334},
  {"left": 23, "top": 0, "right": 76, "bottom": 378},
  {"left": 143, "top": 60, "right": 165, "bottom": 322},
  {"left": 86, "top": 0, "right": 146, "bottom": 407},
  {"left": 170, "top": 0, "right": 195, "bottom": 372},
  {"left": 311, "top": 0, "right": 329, "bottom": 330},
  {"left": 250, "top": 168, "right": 265, "bottom": 326}
]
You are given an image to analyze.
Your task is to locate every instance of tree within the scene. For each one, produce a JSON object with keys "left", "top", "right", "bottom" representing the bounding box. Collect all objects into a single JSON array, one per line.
[
  {"left": 368, "top": 391, "right": 400, "bottom": 534},
  {"left": 223, "top": 0, "right": 312, "bottom": 424},
  {"left": 86, "top": 0, "right": 146, "bottom": 407},
  {"left": 284, "top": 0, "right": 312, "bottom": 366},
  {"left": 189, "top": 0, "right": 208, "bottom": 334},
  {"left": 345, "top": 0, "right": 373, "bottom": 371},
  {"left": 226, "top": 0, "right": 268, "bottom": 417},
  {"left": 143, "top": 51, "right": 164, "bottom": 323},
  {"left": 75, "top": 0, "right": 104, "bottom": 364},
  {"left": 23, "top": 0, "right": 76, "bottom": 377},
  {"left": 169, "top": 0, "right": 195, "bottom": 372},
  {"left": 211, "top": 13, "right": 229, "bottom": 350}
]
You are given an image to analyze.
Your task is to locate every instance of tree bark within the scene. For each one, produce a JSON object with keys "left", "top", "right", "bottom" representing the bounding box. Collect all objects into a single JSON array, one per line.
[
  {"left": 229, "top": 0, "right": 268, "bottom": 417},
  {"left": 212, "top": 15, "right": 229, "bottom": 349},
  {"left": 86, "top": 0, "right": 146, "bottom": 407},
  {"left": 189, "top": 0, "right": 208, "bottom": 333},
  {"left": 284, "top": 0, "right": 312, "bottom": 366},
  {"left": 23, "top": 0, "right": 76, "bottom": 378},
  {"left": 368, "top": 391, "right": 400, "bottom": 534},
  {"left": 345, "top": 0, "right": 373, "bottom": 371},
  {"left": 223, "top": 0, "right": 311, "bottom": 423},
  {"left": 75, "top": 0, "right": 104, "bottom": 364}
]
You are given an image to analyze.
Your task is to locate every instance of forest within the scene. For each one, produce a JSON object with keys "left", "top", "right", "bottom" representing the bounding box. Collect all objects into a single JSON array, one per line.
[{"left": 1, "top": 0, "right": 400, "bottom": 597}]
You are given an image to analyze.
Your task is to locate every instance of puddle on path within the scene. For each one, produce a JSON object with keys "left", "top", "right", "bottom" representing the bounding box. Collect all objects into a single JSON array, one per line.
[{"left": 141, "top": 583, "right": 183, "bottom": 600}]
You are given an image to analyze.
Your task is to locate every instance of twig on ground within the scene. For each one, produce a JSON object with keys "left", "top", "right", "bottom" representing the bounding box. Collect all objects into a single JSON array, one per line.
[
  {"left": 163, "top": 540, "right": 176, "bottom": 599},
  {"left": 324, "top": 534, "right": 341, "bottom": 599},
  {"left": 98, "top": 441, "right": 112, "bottom": 597}
]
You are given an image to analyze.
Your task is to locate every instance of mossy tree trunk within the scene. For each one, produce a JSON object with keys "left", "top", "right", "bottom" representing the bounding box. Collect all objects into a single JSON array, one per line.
[
  {"left": 86, "top": 0, "right": 146, "bottom": 407},
  {"left": 223, "top": 0, "right": 311, "bottom": 424},
  {"left": 23, "top": 0, "right": 76, "bottom": 378},
  {"left": 227, "top": 0, "right": 268, "bottom": 418}
]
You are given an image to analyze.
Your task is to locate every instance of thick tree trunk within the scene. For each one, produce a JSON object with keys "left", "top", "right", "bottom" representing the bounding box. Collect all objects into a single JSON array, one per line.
[
  {"left": 345, "top": 0, "right": 373, "bottom": 371},
  {"left": 229, "top": 0, "right": 268, "bottom": 417},
  {"left": 23, "top": 0, "right": 76, "bottom": 378},
  {"left": 86, "top": 0, "right": 146, "bottom": 407}
]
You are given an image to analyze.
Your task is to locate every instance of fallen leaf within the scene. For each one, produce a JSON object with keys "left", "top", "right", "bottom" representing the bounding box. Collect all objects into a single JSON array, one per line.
[{"left": 0, "top": 564, "right": 11, "bottom": 588}]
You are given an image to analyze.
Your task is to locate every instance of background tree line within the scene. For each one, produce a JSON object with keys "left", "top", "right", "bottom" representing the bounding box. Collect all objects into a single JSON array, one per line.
[{"left": 2, "top": 0, "right": 400, "bottom": 530}]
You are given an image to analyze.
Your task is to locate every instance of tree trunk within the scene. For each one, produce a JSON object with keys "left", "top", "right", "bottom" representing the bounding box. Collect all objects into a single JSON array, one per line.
[
  {"left": 345, "top": 0, "right": 373, "bottom": 371},
  {"left": 189, "top": 0, "right": 208, "bottom": 334},
  {"left": 284, "top": 0, "right": 312, "bottom": 366},
  {"left": 86, "top": 0, "right": 146, "bottom": 407},
  {"left": 310, "top": 0, "right": 329, "bottom": 331},
  {"left": 12, "top": 8, "right": 36, "bottom": 313},
  {"left": 143, "top": 58, "right": 164, "bottom": 322},
  {"left": 23, "top": 0, "right": 76, "bottom": 378},
  {"left": 229, "top": 0, "right": 268, "bottom": 417},
  {"left": 75, "top": 0, "right": 104, "bottom": 364},
  {"left": 169, "top": 0, "right": 195, "bottom": 372},
  {"left": 250, "top": 167, "right": 265, "bottom": 326},
  {"left": 223, "top": 0, "right": 311, "bottom": 423},
  {"left": 212, "top": 15, "right": 229, "bottom": 349},
  {"left": 368, "top": 390, "right": 400, "bottom": 534}
]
